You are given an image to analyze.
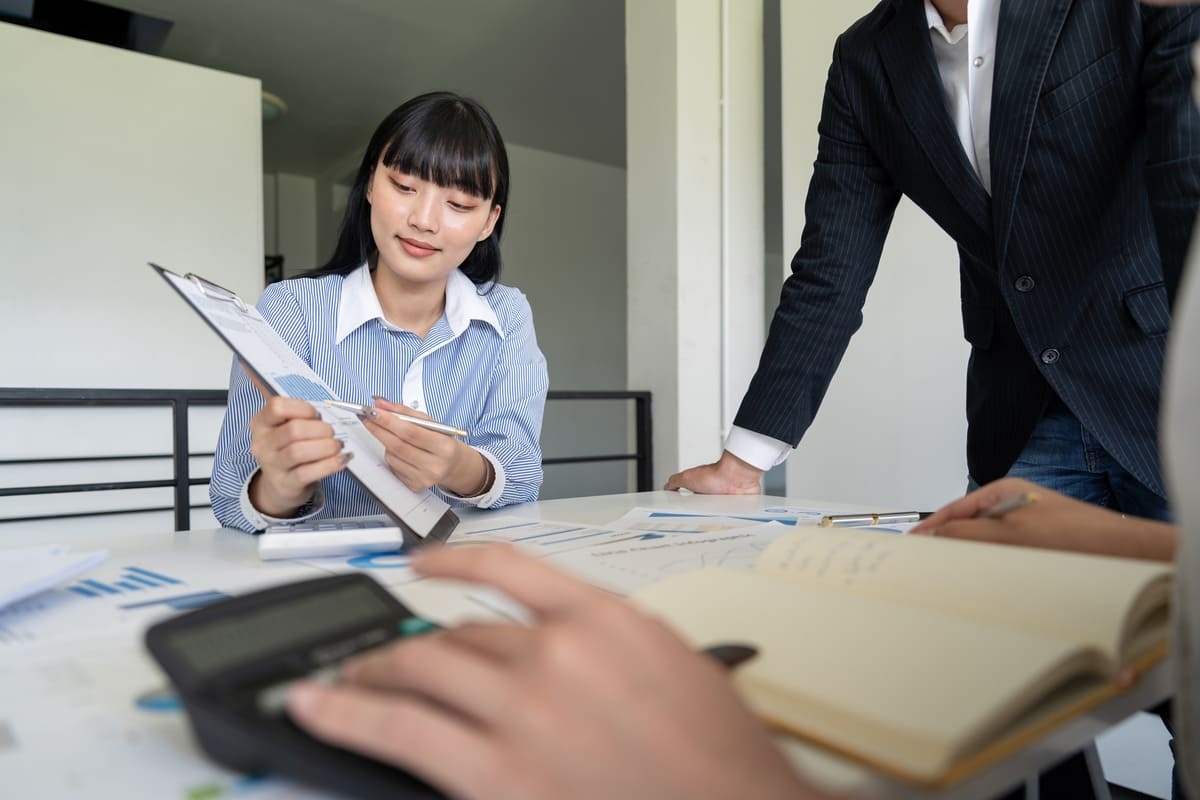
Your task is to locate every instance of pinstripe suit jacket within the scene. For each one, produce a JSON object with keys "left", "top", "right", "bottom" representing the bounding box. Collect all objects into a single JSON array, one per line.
[{"left": 736, "top": 0, "right": 1200, "bottom": 496}]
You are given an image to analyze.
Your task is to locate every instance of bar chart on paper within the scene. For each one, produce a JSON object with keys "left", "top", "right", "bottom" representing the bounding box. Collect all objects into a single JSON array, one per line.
[
  {"left": 69, "top": 565, "right": 180, "bottom": 596},
  {"left": 67, "top": 565, "right": 230, "bottom": 611},
  {"left": 275, "top": 374, "right": 335, "bottom": 402},
  {"left": 1, "top": 555, "right": 315, "bottom": 648}
]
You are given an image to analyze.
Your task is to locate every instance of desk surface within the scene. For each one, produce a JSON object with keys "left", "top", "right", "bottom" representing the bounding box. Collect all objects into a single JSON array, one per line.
[{"left": 1, "top": 491, "right": 1168, "bottom": 800}]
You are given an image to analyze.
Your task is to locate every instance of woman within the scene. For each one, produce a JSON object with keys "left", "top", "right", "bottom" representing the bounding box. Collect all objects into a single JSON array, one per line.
[{"left": 210, "top": 92, "right": 547, "bottom": 533}]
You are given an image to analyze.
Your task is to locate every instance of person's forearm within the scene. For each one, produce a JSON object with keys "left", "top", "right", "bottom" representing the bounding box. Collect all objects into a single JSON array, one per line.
[
  {"left": 1118, "top": 518, "right": 1177, "bottom": 562},
  {"left": 1073, "top": 515, "right": 1177, "bottom": 562}
]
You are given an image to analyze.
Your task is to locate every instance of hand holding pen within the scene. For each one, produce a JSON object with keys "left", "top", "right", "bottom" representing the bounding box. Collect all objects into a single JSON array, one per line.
[
  {"left": 909, "top": 477, "right": 1174, "bottom": 561},
  {"left": 909, "top": 478, "right": 1040, "bottom": 541},
  {"left": 324, "top": 399, "right": 467, "bottom": 437},
  {"left": 347, "top": 396, "right": 492, "bottom": 499}
]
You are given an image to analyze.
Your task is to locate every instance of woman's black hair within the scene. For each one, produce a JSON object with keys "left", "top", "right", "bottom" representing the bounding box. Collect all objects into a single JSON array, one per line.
[{"left": 308, "top": 91, "right": 509, "bottom": 286}]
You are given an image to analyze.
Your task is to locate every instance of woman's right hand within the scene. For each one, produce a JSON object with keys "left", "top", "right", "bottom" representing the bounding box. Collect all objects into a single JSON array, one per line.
[
  {"left": 246, "top": 379, "right": 347, "bottom": 517},
  {"left": 911, "top": 477, "right": 1177, "bottom": 562},
  {"left": 287, "top": 545, "right": 814, "bottom": 800}
]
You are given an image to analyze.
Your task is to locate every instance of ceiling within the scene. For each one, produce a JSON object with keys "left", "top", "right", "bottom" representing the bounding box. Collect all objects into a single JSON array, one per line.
[{"left": 110, "top": 0, "right": 626, "bottom": 176}]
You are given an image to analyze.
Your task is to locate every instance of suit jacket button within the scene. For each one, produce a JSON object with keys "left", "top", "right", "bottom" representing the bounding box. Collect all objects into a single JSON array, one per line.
[
  {"left": 1015, "top": 275, "right": 1035, "bottom": 293},
  {"left": 1041, "top": 348, "right": 1060, "bottom": 365}
]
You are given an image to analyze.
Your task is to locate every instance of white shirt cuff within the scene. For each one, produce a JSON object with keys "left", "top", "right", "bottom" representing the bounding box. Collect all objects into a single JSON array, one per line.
[
  {"left": 442, "top": 447, "right": 506, "bottom": 508},
  {"left": 725, "top": 426, "right": 792, "bottom": 472},
  {"left": 239, "top": 469, "right": 325, "bottom": 531}
]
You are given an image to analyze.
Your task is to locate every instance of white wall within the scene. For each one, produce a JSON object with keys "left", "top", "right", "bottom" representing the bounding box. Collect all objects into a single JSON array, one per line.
[
  {"left": 627, "top": 0, "right": 766, "bottom": 487},
  {"left": 264, "top": 172, "right": 318, "bottom": 276},
  {"left": 501, "top": 143, "right": 630, "bottom": 498},
  {"left": 0, "top": 23, "right": 262, "bottom": 534},
  {"left": 0, "top": 24, "right": 263, "bottom": 390},
  {"left": 779, "top": 2, "right": 969, "bottom": 509},
  {"left": 503, "top": 143, "right": 627, "bottom": 393}
]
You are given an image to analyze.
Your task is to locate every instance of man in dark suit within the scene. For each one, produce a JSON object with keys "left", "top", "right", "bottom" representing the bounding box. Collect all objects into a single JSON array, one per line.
[{"left": 668, "top": 0, "right": 1200, "bottom": 522}]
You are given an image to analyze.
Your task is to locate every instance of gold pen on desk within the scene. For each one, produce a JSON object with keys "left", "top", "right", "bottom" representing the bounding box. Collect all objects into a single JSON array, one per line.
[
  {"left": 976, "top": 491, "right": 1039, "bottom": 519},
  {"left": 819, "top": 511, "right": 931, "bottom": 528},
  {"left": 323, "top": 399, "right": 468, "bottom": 438}
]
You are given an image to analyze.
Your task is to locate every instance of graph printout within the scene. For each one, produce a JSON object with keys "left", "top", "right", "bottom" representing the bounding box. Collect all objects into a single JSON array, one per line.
[
  {"left": 154, "top": 265, "right": 451, "bottom": 537},
  {"left": 547, "top": 522, "right": 794, "bottom": 595},
  {"left": 0, "top": 552, "right": 313, "bottom": 649}
]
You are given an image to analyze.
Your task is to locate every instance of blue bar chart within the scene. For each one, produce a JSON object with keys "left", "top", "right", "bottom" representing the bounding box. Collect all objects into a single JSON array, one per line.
[
  {"left": 65, "top": 565, "right": 228, "bottom": 612},
  {"left": 120, "top": 590, "right": 227, "bottom": 611},
  {"left": 68, "top": 566, "right": 181, "bottom": 598},
  {"left": 274, "top": 374, "right": 334, "bottom": 402}
]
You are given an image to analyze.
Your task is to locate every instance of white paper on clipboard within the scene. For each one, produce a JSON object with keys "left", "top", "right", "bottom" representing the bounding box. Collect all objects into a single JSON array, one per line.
[{"left": 150, "top": 263, "right": 457, "bottom": 546}]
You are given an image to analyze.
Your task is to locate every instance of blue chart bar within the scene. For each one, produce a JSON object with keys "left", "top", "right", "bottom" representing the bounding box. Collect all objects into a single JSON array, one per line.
[
  {"left": 459, "top": 522, "right": 539, "bottom": 538},
  {"left": 120, "top": 590, "right": 228, "bottom": 612},
  {"left": 275, "top": 374, "right": 334, "bottom": 402},
  {"left": 348, "top": 553, "right": 410, "bottom": 570},
  {"left": 126, "top": 566, "right": 182, "bottom": 585},
  {"left": 646, "top": 511, "right": 803, "bottom": 528},
  {"left": 135, "top": 687, "right": 183, "bottom": 713},
  {"left": 511, "top": 527, "right": 585, "bottom": 543},
  {"left": 68, "top": 566, "right": 185, "bottom": 599}
]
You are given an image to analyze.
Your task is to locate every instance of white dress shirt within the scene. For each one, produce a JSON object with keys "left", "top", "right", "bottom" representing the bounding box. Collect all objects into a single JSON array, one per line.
[
  {"left": 727, "top": 0, "right": 1002, "bottom": 472},
  {"left": 925, "top": 0, "right": 1000, "bottom": 193}
]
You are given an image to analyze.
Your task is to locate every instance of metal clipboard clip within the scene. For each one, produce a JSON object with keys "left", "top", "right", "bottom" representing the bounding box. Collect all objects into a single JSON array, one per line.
[{"left": 187, "top": 273, "right": 249, "bottom": 313}]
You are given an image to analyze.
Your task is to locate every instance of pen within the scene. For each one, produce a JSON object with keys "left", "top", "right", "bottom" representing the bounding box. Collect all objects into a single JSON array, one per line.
[
  {"left": 819, "top": 511, "right": 931, "bottom": 528},
  {"left": 323, "top": 399, "right": 468, "bottom": 438},
  {"left": 703, "top": 643, "right": 758, "bottom": 670},
  {"left": 977, "top": 491, "right": 1039, "bottom": 519}
]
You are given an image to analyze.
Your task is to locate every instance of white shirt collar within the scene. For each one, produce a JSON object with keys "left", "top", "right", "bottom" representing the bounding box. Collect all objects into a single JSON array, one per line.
[
  {"left": 335, "top": 263, "right": 503, "bottom": 344},
  {"left": 925, "top": 0, "right": 968, "bottom": 45}
]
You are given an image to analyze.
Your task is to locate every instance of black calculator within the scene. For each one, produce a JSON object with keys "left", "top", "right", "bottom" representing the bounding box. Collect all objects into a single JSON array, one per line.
[{"left": 144, "top": 573, "right": 443, "bottom": 799}]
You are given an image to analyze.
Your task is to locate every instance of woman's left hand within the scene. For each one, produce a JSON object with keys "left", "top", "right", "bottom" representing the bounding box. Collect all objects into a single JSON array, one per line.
[{"left": 362, "top": 397, "right": 488, "bottom": 496}]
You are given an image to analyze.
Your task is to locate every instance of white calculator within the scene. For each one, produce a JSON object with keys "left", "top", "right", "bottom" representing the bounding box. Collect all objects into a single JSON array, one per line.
[{"left": 257, "top": 516, "right": 405, "bottom": 560}]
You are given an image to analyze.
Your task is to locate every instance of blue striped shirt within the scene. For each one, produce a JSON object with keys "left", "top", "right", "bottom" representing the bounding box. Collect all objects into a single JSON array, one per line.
[{"left": 210, "top": 265, "right": 548, "bottom": 532}]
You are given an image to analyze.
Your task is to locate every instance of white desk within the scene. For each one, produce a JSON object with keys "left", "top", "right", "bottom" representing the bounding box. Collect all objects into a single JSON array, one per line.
[{"left": 0, "top": 492, "right": 1169, "bottom": 799}]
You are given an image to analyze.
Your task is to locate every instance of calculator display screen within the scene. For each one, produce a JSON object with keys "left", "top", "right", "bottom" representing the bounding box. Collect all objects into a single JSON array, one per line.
[{"left": 167, "top": 582, "right": 395, "bottom": 678}]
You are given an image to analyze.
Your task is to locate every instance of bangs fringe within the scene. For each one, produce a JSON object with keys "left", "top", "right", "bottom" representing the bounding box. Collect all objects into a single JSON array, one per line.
[{"left": 380, "top": 112, "right": 498, "bottom": 200}]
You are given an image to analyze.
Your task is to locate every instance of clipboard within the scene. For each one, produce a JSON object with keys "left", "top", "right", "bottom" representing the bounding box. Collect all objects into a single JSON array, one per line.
[{"left": 151, "top": 262, "right": 458, "bottom": 548}]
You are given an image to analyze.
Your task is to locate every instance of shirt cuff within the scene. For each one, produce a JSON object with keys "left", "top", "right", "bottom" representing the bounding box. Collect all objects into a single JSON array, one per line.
[
  {"left": 725, "top": 426, "right": 792, "bottom": 472},
  {"left": 442, "top": 447, "right": 507, "bottom": 508},
  {"left": 239, "top": 469, "right": 325, "bottom": 531}
]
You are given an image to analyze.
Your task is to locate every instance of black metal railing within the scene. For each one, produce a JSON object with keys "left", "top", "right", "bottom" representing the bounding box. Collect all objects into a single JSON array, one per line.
[
  {"left": 0, "top": 388, "right": 652, "bottom": 530},
  {"left": 0, "top": 388, "right": 228, "bottom": 531},
  {"left": 541, "top": 390, "right": 653, "bottom": 493}
]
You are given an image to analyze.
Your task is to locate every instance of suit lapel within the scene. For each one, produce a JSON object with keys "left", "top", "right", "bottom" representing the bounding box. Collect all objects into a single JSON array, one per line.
[
  {"left": 990, "top": 0, "right": 1073, "bottom": 269},
  {"left": 877, "top": 0, "right": 991, "bottom": 235}
]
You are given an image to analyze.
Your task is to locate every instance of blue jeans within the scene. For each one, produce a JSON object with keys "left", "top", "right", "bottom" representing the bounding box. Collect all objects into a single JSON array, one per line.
[
  {"left": 978, "top": 402, "right": 1178, "bottom": 800},
  {"left": 968, "top": 399, "right": 1171, "bottom": 521}
]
